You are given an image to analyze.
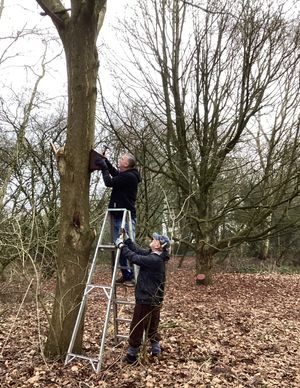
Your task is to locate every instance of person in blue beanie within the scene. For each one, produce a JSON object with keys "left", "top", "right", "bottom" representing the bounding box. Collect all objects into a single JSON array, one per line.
[{"left": 115, "top": 232, "right": 171, "bottom": 364}]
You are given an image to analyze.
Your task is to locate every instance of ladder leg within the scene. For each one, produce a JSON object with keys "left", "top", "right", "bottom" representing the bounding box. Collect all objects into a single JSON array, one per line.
[
  {"left": 96, "top": 245, "right": 122, "bottom": 372},
  {"left": 65, "top": 287, "right": 90, "bottom": 364}
]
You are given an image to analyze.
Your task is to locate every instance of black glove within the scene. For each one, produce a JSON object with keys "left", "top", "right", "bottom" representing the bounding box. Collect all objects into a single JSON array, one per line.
[{"left": 95, "top": 158, "right": 108, "bottom": 170}]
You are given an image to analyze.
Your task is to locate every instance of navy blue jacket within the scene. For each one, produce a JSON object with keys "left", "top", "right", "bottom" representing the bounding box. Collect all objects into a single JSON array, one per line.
[
  {"left": 121, "top": 239, "right": 169, "bottom": 306},
  {"left": 102, "top": 160, "right": 141, "bottom": 219}
]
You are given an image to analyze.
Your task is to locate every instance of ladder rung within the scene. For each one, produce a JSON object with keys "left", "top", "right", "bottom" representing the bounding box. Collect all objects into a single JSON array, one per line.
[
  {"left": 116, "top": 318, "right": 131, "bottom": 323},
  {"left": 116, "top": 334, "right": 129, "bottom": 340},
  {"left": 66, "top": 353, "right": 98, "bottom": 363},
  {"left": 114, "top": 299, "right": 135, "bottom": 305},
  {"left": 87, "top": 284, "right": 112, "bottom": 290},
  {"left": 98, "top": 244, "right": 116, "bottom": 250}
]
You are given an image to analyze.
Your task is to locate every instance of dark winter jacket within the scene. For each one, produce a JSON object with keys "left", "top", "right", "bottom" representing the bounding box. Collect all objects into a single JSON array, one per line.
[
  {"left": 121, "top": 238, "right": 170, "bottom": 306},
  {"left": 102, "top": 160, "right": 141, "bottom": 219}
]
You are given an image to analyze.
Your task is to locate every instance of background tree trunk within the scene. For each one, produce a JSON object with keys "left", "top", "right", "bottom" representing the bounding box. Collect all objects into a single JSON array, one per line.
[{"left": 196, "top": 245, "right": 215, "bottom": 285}]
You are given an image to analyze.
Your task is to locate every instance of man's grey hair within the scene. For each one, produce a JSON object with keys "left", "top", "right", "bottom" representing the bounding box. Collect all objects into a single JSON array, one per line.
[{"left": 126, "top": 153, "right": 136, "bottom": 168}]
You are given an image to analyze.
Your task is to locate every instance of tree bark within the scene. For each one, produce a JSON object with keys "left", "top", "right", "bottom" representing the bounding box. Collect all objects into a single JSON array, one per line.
[{"left": 195, "top": 244, "right": 215, "bottom": 285}]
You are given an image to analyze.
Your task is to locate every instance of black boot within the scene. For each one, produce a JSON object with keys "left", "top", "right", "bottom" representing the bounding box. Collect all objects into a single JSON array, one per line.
[{"left": 123, "top": 354, "right": 138, "bottom": 365}]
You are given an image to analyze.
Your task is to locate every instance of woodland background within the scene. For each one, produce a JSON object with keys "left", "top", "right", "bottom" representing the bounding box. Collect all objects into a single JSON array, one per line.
[
  {"left": 1, "top": 0, "right": 300, "bottom": 386},
  {"left": 1, "top": 260, "right": 300, "bottom": 387}
]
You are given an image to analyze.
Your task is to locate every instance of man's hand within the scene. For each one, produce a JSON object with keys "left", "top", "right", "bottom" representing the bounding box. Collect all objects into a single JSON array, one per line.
[
  {"left": 95, "top": 158, "right": 107, "bottom": 170},
  {"left": 119, "top": 228, "right": 126, "bottom": 240},
  {"left": 115, "top": 237, "right": 125, "bottom": 249}
]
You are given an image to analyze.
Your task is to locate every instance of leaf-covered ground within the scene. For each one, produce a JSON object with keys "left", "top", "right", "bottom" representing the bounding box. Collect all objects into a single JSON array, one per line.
[{"left": 1, "top": 258, "right": 300, "bottom": 387}]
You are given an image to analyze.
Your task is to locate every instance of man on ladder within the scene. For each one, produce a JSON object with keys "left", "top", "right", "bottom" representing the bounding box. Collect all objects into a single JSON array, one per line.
[{"left": 96, "top": 152, "right": 141, "bottom": 286}]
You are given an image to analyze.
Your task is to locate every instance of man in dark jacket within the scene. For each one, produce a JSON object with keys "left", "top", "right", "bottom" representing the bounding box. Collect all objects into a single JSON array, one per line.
[
  {"left": 116, "top": 232, "right": 171, "bottom": 364},
  {"left": 97, "top": 153, "right": 141, "bottom": 284}
]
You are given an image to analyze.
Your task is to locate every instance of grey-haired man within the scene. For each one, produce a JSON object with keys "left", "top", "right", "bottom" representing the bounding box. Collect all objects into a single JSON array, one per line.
[{"left": 96, "top": 152, "right": 141, "bottom": 285}]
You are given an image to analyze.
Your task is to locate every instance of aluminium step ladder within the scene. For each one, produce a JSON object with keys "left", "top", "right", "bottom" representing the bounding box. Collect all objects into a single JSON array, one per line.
[{"left": 65, "top": 208, "right": 137, "bottom": 373}]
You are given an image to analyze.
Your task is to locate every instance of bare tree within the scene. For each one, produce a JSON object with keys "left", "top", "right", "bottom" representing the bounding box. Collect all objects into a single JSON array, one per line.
[
  {"left": 35, "top": 0, "right": 107, "bottom": 358},
  {"left": 0, "top": 44, "right": 50, "bottom": 209},
  {"left": 0, "top": 8, "right": 65, "bottom": 279},
  {"left": 100, "top": 0, "right": 300, "bottom": 282},
  {"left": 0, "top": 110, "right": 65, "bottom": 279}
]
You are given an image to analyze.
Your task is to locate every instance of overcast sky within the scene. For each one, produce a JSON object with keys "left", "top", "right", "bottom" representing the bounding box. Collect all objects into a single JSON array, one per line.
[{"left": 0, "top": 1, "right": 131, "bottom": 103}]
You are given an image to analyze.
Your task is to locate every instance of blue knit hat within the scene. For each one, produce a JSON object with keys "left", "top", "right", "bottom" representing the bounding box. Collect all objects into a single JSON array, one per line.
[{"left": 152, "top": 233, "right": 170, "bottom": 249}]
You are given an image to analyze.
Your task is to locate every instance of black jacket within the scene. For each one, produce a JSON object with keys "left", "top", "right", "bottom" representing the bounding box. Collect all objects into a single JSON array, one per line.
[
  {"left": 121, "top": 239, "right": 169, "bottom": 306},
  {"left": 102, "top": 160, "right": 141, "bottom": 219}
]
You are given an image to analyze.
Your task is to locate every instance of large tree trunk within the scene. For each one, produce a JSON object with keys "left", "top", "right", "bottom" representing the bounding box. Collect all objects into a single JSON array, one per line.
[
  {"left": 45, "top": 24, "right": 97, "bottom": 358},
  {"left": 36, "top": 1, "right": 107, "bottom": 358}
]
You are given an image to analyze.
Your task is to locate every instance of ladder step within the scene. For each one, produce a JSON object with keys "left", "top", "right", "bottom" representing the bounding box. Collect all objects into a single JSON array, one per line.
[
  {"left": 86, "top": 284, "right": 112, "bottom": 290},
  {"left": 66, "top": 353, "right": 98, "bottom": 363},
  {"left": 114, "top": 299, "right": 135, "bottom": 305},
  {"left": 116, "top": 318, "right": 131, "bottom": 323},
  {"left": 116, "top": 334, "right": 129, "bottom": 340},
  {"left": 98, "top": 244, "right": 116, "bottom": 250}
]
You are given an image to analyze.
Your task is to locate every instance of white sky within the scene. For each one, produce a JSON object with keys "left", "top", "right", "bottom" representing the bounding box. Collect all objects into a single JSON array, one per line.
[
  {"left": 1, "top": 0, "right": 298, "bottom": 112},
  {"left": 0, "top": 0, "right": 132, "bottom": 103}
]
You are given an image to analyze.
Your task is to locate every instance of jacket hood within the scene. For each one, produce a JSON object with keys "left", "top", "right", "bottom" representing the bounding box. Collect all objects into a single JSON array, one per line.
[{"left": 128, "top": 168, "right": 141, "bottom": 183}]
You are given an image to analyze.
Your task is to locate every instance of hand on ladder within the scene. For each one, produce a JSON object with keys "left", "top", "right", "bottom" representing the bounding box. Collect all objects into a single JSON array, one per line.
[
  {"left": 119, "top": 227, "right": 126, "bottom": 240},
  {"left": 115, "top": 228, "right": 126, "bottom": 249}
]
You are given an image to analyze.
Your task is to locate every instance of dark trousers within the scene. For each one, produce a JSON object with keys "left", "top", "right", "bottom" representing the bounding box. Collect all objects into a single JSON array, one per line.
[{"left": 129, "top": 304, "right": 161, "bottom": 348}]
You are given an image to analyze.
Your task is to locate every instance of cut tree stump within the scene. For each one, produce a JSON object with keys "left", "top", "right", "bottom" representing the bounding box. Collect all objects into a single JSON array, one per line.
[{"left": 195, "top": 274, "right": 206, "bottom": 285}]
